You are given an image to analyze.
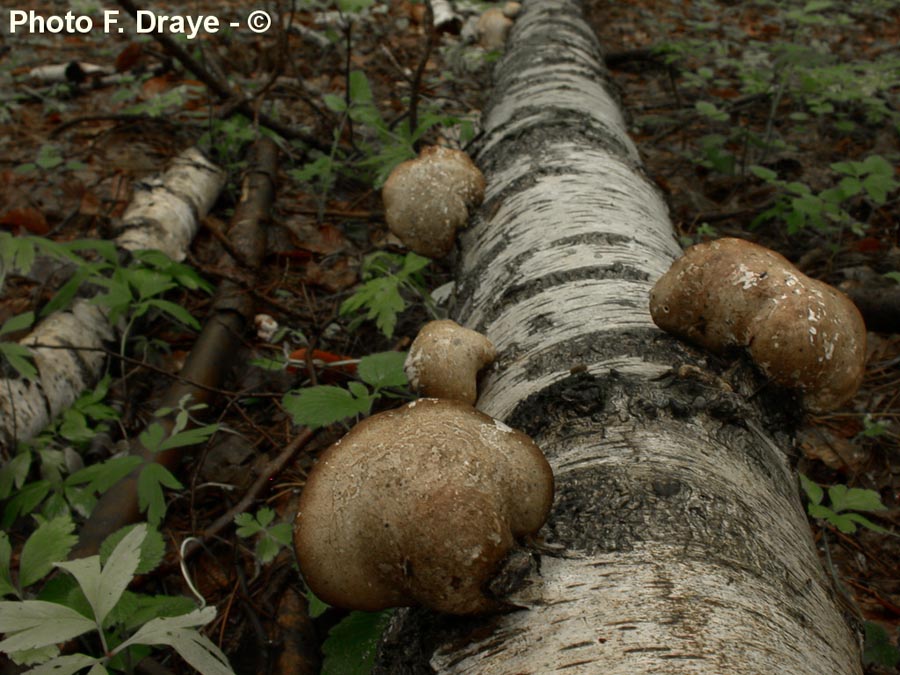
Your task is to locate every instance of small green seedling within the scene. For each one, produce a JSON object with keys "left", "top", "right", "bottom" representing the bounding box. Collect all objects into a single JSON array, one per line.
[
  {"left": 283, "top": 351, "right": 408, "bottom": 430},
  {"left": 340, "top": 251, "right": 434, "bottom": 338},
  {"left": 137, "top": 396, "right": 220, "bottom": 526},
  {"left": 235, "top": 507, "right": 293, "bottom": 564},
  {"left": 799, "top": 474, "right": 889, "bottom": 534}
]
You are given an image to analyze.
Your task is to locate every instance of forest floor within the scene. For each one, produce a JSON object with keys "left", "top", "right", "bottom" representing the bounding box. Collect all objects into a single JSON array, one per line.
[{"left": 0, "top": 0, "right": 898, "bottom": 673}]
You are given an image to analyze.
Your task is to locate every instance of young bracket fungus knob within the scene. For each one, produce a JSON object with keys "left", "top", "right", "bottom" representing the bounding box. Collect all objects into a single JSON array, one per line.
[
  {"left": 404, "top": 320, "right": 496, "bottom": 405},
  {"left": 382, "top": 145, "right": 485, "bottom": 259},
  {"left": 477, "top": 8, "right": 514, "bottom": 51},
  {"left": 293, "top": 398, "right": 553, "bottom": 615},
  {"left": 649, "top": 237, "right": 866, "bottom": 412}
]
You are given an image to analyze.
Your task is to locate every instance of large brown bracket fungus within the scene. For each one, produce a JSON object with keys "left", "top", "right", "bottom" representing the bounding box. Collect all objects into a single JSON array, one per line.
[
  {"left": 382, "top": 145, "right": 486, "bottom": 259},
  {"left": 649, "top": 237, "right": 867, "bottom": 412},
  {"left": 404, "top": 319, "right": 497, "bottom": 405},
  {"left": 295, "top": 323, "right": 550, "bottom": 615},
  {"left": 293, "top": 399, "right": 554, "bottom": 615}
]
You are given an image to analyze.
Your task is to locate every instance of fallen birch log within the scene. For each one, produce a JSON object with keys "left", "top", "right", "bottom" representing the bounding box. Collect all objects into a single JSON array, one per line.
[{"left": 0, "top": 148, "right": 225, "bottom": 450}]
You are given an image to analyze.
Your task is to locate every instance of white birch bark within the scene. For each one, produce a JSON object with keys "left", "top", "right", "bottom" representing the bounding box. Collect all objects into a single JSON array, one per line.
[
  {"left": 376, "top": 1, "right": 862, "bottom": 673},
  {"left": 114, "top": 148, "right": 225, "bottom": 261},
  {"left": 0, "top": 149, "right": 224, "bottom": 449}
]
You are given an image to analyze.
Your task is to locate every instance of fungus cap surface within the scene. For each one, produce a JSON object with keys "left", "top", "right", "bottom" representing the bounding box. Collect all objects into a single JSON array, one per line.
[
  {"left": 649, "top": 237, "right": 866, "bottom": 411},
  {"left": 293, "top": 398, "right": 553, "bottom": 614}
]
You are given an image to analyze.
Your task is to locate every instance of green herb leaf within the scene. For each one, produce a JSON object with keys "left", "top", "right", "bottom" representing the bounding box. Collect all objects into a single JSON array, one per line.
[
  {"left": 56, "top": 524, "right": 145, "bottom": 625},
  {"left": 283, "top": 385, "right": 373, "bottom": 430},
  {"left": 116, "top": 608, "right": 234, "bottom": 675},
  {"left": 863, "top": 621, "right": 900, "bottom": 667},
  {"left": 798, "top": 474, "right": 823, "bottom": 506},
  {"left": 357, "top": 352, "right": 408, "bottom": 389},
  {"left": 0, "top": 600, "right": 96, "bottom": 652},
  {"left": 19, "top": 516, "right": 77, "bottom": 589},
  {"left": 234, "top": 512, "right": 263, "bottom": 538},
  {"left": 322, "top": 610, "right": 392, "bottom": 675},
  {"left": 827, "top": 485, "right": 886, "bottom": 514},
  {"left": 0, "top": 533, "right": 16, "bottom": 597},
  {"left": 137, "top": 465, "right": 183, "bottom": 526},
  {"left": 99, "top": 524, "right": 165, "bottom": 575},
  {"left": 0, "top": 312, "right": 34, "bottom": 337}
]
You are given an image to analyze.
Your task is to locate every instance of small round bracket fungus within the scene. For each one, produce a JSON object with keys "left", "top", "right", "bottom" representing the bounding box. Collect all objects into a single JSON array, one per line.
[
  {"left": 404, "top": 320, "right": 496, "bottom": 404},
  {"left": 382, "top": 146, "right": 485, "bottom": 259},
  {"left": 477, "top": 8, "right": 514, "bottom": 51},
  {"left": 293, "top": 398, "right": 553, "bottom": 615},
  {"left": 649, "top": 238, "right": 866, "bottom": 412}
]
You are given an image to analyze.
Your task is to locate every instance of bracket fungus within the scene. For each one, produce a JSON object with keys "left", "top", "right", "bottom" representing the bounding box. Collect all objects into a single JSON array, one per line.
[
  {"left": 382, "top": 145, "right": 485, "bottom": 259},
  {"left": 404, "top": 320, "right": 496, "bottom": 405},
  {"left": 293, "top": 398, "right": 553, "bottom": 615},
  {"left": 649, "top": 237, "right": 866, "bottom": 412},
  {"left": 476, "top": 7, "right": 514, "bottom": 50}
]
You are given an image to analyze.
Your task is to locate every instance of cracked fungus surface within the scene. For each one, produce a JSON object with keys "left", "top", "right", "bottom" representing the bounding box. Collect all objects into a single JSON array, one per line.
[
  {"left": 650, "top": 238, "right": 865, "bottom": 411},
  {"left": 293, "top": 398, "right": 553, "bottom": 614}
]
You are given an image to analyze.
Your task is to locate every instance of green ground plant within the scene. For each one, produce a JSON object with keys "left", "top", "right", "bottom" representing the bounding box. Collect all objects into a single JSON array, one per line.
[
  {"left": 339, "top": 251, "right": 436, "bottom": 339},
  {"left": 750, "top": 154, "right": 898, "bottom": 234},
  {"left": 234, "top": 507, "right": 293, "bottom": 564},
  {"left": 283, "top": 350, "right": 409, "bottom": 429},
  {"left": 0, "top": 524, "right": 232, "bottom": 674},
  {"left": 799, "top": 474, "right": 889, "bottom": 535}
]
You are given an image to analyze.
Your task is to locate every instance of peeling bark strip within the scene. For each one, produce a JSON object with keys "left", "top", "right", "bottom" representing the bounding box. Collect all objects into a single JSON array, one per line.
[
  {"left": 0, "top": 148, "right": 224, "bottom": 449},
  {"left": 375, "top": 1, "right": 862, "bottom": 673},
  {"left": 115, "top": 147, "right": 225, "bottom": 261}
]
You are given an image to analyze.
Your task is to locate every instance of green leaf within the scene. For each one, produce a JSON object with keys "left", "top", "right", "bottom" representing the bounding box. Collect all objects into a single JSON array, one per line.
[
  {"left": 0, "top": 600, "right": 96, "bottom": 652},
  {"left": 306, "top": 591, "right": 329, "bottom": 618},
  {"left": 255, "top": 537, "right": 279, "bottom": 564},
  {"left": 322, "top": 610, "right": 392, "bottom": 675},
  {"left": 139, "top": 423, "right": 166, "bottom": 452},
  {"left": 56, "top": 524, "right": 145, "bottom": 625},
  {"left": 283, "top": 385, "right": 373, "bottom": 430},
  {"left": 0, "top": 532, "right": 16, "bottom": 597},
  {"left": 842, "top": 512, "right": 889, "bottom": 534},
  {"left": 268, "top": 523, "right": 293, "bottom": 547},
  {"left": 66, "top": 456, "right": 143, "bottom": 494},
  {"left": 19, "top": 516, "right": 77, "bottom": 588},
  {"left": 323, "top": 94, "right": 347, "bottom": 113},
  {"left": 137, "top": 464, "right": 183, "bottom": 526},
  {"left": 159, "top": 424, "right": 218, "bottom": 452},
  {"left": 400, "top": 252, "right": 431, "bottom": 276},
  {"left": 863, "top": 621, "right": 900, "bottom": 667},
  {"left": 0, "top": 343, "right": 38, "bottom": 380},
  {"left": 860, "top": 154, "right": 893, "bottom": 177},
  {"left": 145, "top": 299, "right": 201, "bottom": 330},
  {"left": 0, "top": 451, "right": 32, "bottom": 500},
  {"left": 0, "top": 312, "right": 34, "bottom": 337},
  {"left": 337, "top": 0, "right": 375, "bottom": 13},
  {"left": 20, "top": 653, "right": 101, "bottom": 675},
  {"left": 117, "top": 608, "right": 234, "bottom": 675},
  {"left": 358, "top": 352, "right": 409, "bottom": 389},
  {"left": 862, "top": 173, "right": 893, "bottom": 204},
  {"left": 2, "top": 480, "right": 51, "bottom": 528},
  {"left": 234, "top": 512, "right": 263, "bottom": 538},
  {"left": 807, "top": 503, "right": 835, "bottom": 521},
  {"left": 119, "top": 592, "right": 196, "bottom": 632},
  {"left": 256, "top": 507, "right": 275, "bottom": 528},
  {"left": 99, "top": 524, "right": 165, "bottom": 575},
  {"left": 340, "top": 276, "right": 406, "bottom": 338},
  {"left": 348, "top": 71, "right": 374, "bottom": 104},
  {"left": 799, "top": 474, "right": 823, "bottom": 506},
  {"left": 828, "top": 485, "right": 887, "bottom": 513},
  {"left": 750, "top": 165, "right": 778, "bottom": 182}
]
